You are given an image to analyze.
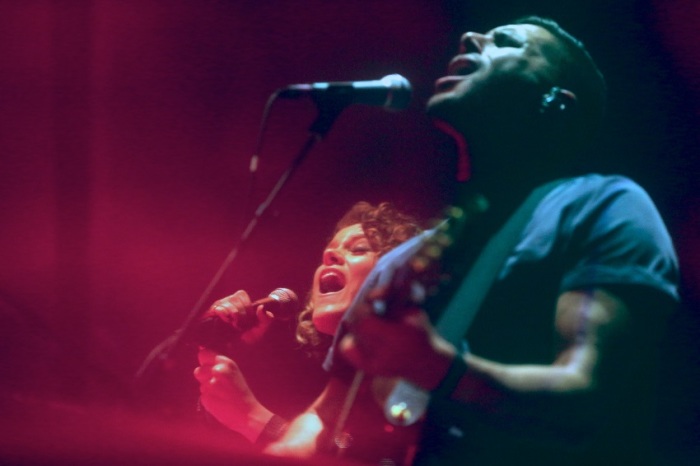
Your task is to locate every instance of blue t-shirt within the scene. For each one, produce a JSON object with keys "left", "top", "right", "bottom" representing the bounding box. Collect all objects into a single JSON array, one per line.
[
  {"left": 467, "top": 174, "right": 678, "bottom": 365},
  {"left": 324, "top": 174, "right": 680, "bottom": 465},
  {"left": 431, "top": 174, "right": 678, "bottom": 465},
  {"left": 325, "top": 174, "right": 678, "bottom": 370},
  {"left": 519, "top": 174, "right": 677, "bottom": 298}
]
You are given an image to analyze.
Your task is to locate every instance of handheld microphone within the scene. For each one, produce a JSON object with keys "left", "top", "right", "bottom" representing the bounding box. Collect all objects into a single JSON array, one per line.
[
  {"left": 278, "top": 74, "right": 412, "bottom": 110},
  {"left": 194, "top": 288, "right": 299, "bottom": 350},
  {"left": 244, "top": 288, "right": 299, "bottom": 320}
]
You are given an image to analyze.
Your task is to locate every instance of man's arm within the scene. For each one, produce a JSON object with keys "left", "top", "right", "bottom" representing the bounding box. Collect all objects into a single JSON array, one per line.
[{"left": 340, "top": 287, "right": 662, "bottom": 442}]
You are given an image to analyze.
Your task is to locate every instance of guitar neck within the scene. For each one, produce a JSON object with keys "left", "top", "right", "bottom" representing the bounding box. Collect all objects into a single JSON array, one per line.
[{"left": 420, "top": 194, "right": 492, "bottom": 330}]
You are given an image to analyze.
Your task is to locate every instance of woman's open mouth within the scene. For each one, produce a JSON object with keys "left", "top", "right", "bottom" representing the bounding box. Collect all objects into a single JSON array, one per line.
[{"left": 319, "top": 269, "right": 346, "bottom": 294}]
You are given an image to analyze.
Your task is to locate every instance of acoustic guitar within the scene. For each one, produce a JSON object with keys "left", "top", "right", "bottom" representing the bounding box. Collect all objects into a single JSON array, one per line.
[{"left": 326, "top": 194, "right": 489, "bottom": 464}]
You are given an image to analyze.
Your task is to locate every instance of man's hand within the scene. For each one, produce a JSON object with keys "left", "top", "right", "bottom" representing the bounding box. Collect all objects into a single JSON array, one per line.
[{"left": 339, "top": 292, "right": 455, "bottom": 391}]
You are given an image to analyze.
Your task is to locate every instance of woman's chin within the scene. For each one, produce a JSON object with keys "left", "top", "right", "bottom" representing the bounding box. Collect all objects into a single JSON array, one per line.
[{"left": 311, "top": 307, "right": 346, "bottom": 336}]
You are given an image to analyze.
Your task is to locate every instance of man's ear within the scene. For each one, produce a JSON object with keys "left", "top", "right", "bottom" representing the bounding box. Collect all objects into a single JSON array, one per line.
[{"left": 539, "top": 87, "right": 577, "bottom": 115}]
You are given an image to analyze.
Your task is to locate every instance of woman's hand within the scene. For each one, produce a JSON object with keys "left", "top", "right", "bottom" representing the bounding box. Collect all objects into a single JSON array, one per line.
[
  {"left": 194, "top": 347, "right": 274, "bottom": 442},
  {"left": 204, "top": 290, "right": 274, "bottom": 345},
  {"left": 263, "top": 412, "right": 323, "bottom": 459}
]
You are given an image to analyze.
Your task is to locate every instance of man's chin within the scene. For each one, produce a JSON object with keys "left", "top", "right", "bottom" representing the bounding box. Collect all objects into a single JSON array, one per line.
[
  {"left": 426, "top": 91, "right": 457, "bottom": 120},
  {"left": 426, "top": 92, "right": 445, "bottom": 111}
]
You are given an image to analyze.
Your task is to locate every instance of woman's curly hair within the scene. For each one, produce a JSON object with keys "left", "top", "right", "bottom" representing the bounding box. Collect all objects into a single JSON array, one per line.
[{"left": 295, "top": 202, "right": 422, "bottom": 356}]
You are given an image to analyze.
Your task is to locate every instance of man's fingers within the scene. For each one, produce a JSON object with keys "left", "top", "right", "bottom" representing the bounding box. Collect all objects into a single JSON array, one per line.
[
  {"left": 197, "top": 347, "right": 220, "bottom": 365},
  {"left": 193, "top": 366, "right": 210, "bottom": 383},
  {"left": 339, "top": 334, "right": 361, "bottom": 367}
]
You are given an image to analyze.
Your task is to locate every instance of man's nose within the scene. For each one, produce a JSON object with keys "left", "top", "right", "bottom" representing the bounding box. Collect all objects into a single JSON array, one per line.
[
  {"left": 323, "top": 248, "right": 344, "bottom": 265},
  {"left": 459, "top": 31, "right": 488, "bottom": 54}
]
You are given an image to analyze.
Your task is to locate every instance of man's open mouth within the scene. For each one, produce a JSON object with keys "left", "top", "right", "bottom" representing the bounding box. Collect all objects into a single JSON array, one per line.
[{"left": 434, "top": 56, "right": 479, "bottom": 93}]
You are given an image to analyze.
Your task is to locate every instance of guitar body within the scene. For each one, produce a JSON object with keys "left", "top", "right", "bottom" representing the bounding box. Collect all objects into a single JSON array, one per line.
[{"left": 314, "top": 376, "right": 423, "bottom": 465}]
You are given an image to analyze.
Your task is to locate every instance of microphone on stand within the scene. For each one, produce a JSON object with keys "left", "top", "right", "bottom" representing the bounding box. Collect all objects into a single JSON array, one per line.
[{"left": 278, "top": 74, "right": 412, "bottom": 111}]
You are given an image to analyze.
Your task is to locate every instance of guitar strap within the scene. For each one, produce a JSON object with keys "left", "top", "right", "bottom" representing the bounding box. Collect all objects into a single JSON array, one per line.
[
  {"left": 379, "top": 179, "right": 568, "bottom": 430},
  {"left": 436, "top": 179, "right": 566, "bottom": 346}
]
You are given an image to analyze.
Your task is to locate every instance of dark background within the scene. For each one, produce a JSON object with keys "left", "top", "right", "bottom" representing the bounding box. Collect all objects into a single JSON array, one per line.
[{"left": 0, "top": 1, "right": 698, "bottom": 464}]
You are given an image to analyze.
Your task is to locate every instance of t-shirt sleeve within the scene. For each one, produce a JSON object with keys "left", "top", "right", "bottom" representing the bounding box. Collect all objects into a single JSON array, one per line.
[{"left": 558, "top": 176, "right": 679, "bottom": 302}]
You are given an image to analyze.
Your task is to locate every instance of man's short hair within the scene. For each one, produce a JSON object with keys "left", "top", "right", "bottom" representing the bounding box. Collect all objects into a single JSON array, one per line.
[{"left": 515, "top": 16, "right": 607, "bottom": 151}]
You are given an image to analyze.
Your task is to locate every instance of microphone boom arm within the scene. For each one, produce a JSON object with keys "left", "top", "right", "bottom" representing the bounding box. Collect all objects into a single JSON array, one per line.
[
  {"left": 134, "top": 92, "right": 328, "bottom": 384},
  {"left": 134, "top": 74, "right": 409, "bottom": 385}
]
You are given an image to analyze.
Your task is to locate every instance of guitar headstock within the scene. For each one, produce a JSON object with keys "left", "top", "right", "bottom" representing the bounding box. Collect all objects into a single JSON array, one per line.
[{"left": 377, "top": 194, "right": 489, "bottom": 319}]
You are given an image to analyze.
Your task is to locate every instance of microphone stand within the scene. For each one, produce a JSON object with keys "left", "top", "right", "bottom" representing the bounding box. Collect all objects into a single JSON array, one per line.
[{"left": 133, "top": 95, "right": 349, "bottom": 388}]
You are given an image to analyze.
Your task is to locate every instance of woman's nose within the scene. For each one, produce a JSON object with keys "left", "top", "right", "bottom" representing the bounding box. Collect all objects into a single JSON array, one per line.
[
  {"left": 460, "top": 31, "right": 488, "bottom": 54},
  {"left": 323, "top": 248, "right": 344, "bottom": 265}
]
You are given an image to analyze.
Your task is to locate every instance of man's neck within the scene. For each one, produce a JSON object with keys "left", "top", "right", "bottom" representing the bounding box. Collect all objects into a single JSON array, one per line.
[
  {"left": 434, "top": 117, "right": 563, "bottom": 224},
  {"left": 462, "top": 174, "right": 536, "bottom": 212}
]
